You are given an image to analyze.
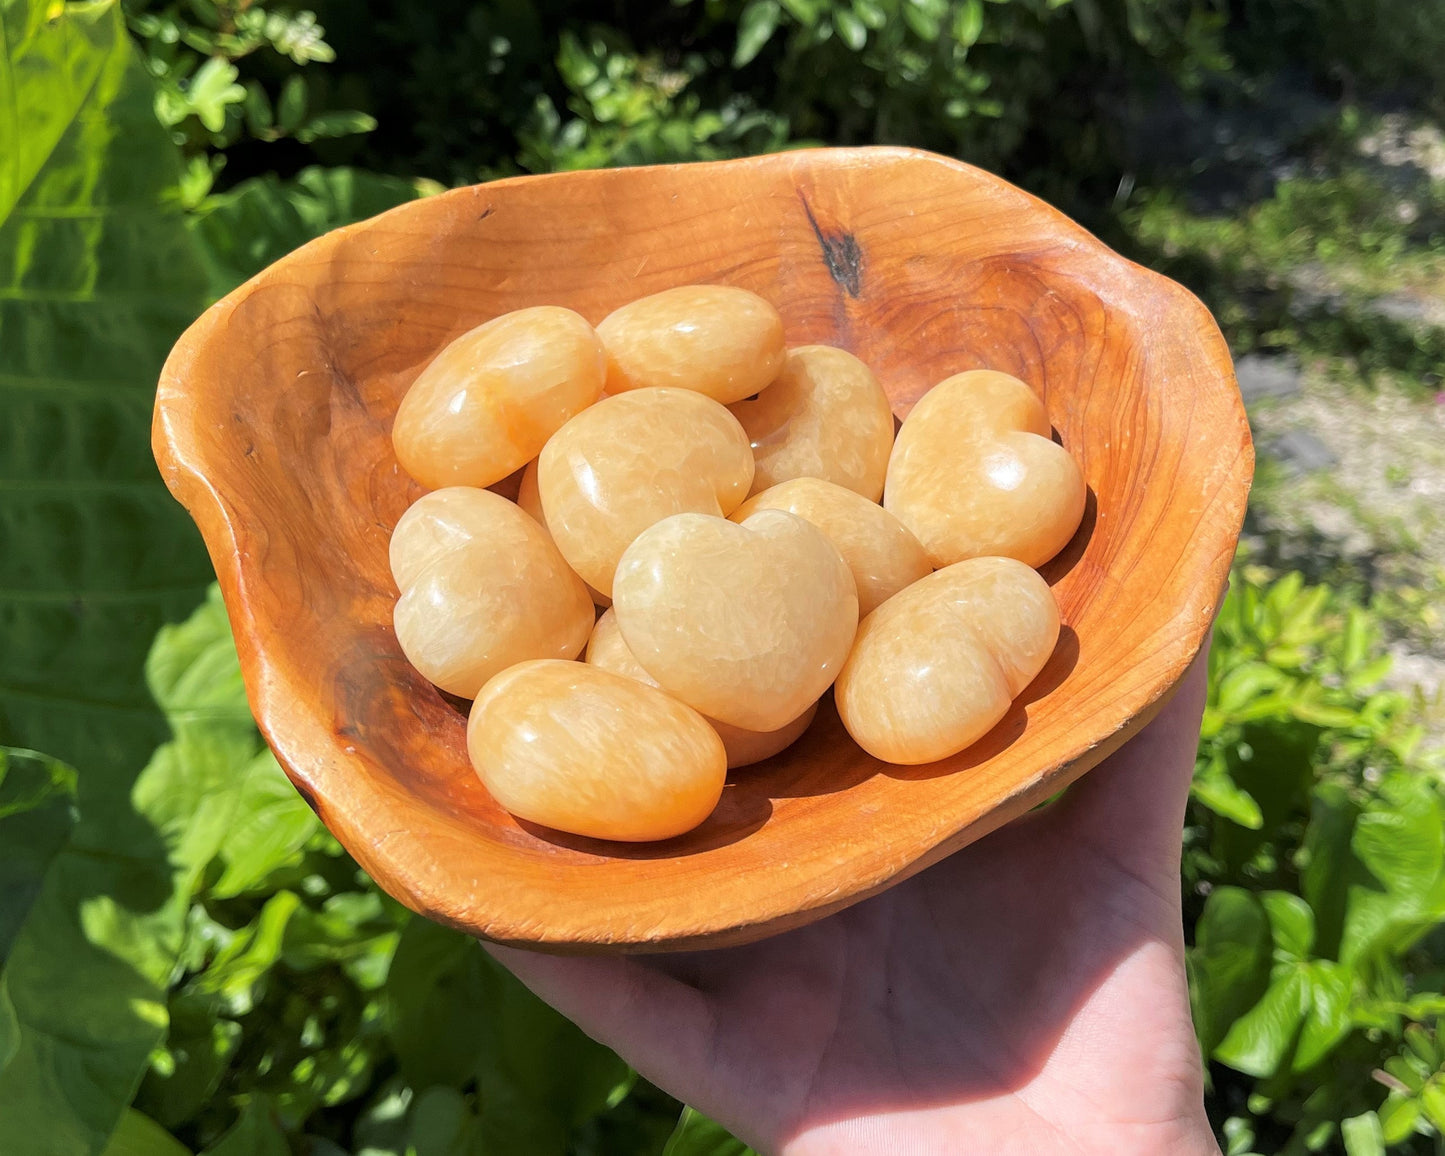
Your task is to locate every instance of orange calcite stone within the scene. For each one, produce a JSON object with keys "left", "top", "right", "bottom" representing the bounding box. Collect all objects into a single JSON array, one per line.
[
  {"left": 835, "top": 557, "right": 1060, "bottom": 764},
  {"left": 612, "top": 510, "right": 858, "bottom": 732},
  {"left": 392, "top": 306, "right": 604, "bottom": 490},
  {"left": 596, "top": 285, "right": 786, "bottom": 404},
  {"left": 733, "top": 478, "right": 931, "bottom": 617},
  {"left": 729, "top": 345, "right": 895, "bottom": 500},
  {"left": 467, "top": 660, "right": 727, "bottom": 841},
  {"left": 516, "top": 459, "right": 610, "bottom": 608},
  {"left": 586, "top": 609, "right": 818, "bottom": 768},
  {"left": 390, "top": 488, "right": 594, "bottom": 698},
  {"left": 538, "top": 388, "right": 754, "bottom": 597},
  {"left": 884, "top": 370, "right": 1086, "bottom": 568}
]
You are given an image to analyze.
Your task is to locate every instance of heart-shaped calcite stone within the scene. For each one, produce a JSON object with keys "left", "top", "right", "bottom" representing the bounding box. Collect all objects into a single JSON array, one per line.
[
  {"left": 390, "top": 488, "right": 594, "bottom": 698},
  {"left": 468, "top": 660, "right": 727, "bottom": 842},
  {"left": 392, "top": 306, "right": 604, "bottom": 490},
  {"left": 612, "top": 510, "right": 858, "bottom": 732},
  {"left": 538, "top": 388, "right": 754, "bottom": 597},
  {"left": 597, "top": 285, "right": 785, "bottom": 404},
  {"left": 585, "top": 609, "right": 818, "bottom": 769},
  {"left": 884, "top": 370, "right": 1086, "bottom": 568},
  {"left": 729, "top": 344, "right": 895, "bottom": 500},
  {"left": 516, "top": 459, "right": 609, "bottom": 608},
  {"left": 835, "top": 556, "right": 1060, "bottom": 764},
  {"left": 732, "top": 478, "right": 931, "bottom": 617}
]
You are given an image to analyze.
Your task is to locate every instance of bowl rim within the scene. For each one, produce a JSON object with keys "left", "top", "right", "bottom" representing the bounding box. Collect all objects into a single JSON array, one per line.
[{"left": 153, "top": 145, "right": 1251, "bottom": 952}]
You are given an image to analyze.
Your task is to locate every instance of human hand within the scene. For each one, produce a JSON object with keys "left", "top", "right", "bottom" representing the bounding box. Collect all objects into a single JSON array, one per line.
[{"left": 487, "top": 645, "right": 1220, "bottom": 1156}]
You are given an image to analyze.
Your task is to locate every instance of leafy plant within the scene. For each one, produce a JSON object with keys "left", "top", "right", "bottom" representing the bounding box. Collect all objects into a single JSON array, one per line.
[
  {"left": 1186, "top": 571, "right": 1445, "bottom": 1152},
  {"left": 127, "top": 0, "right": 375, "bottom": 199}
]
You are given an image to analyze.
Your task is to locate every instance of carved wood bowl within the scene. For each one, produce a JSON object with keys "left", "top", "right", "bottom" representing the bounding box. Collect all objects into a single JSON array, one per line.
[{"left": 153, "top": 147, "right": 1251, "bottom": 953}]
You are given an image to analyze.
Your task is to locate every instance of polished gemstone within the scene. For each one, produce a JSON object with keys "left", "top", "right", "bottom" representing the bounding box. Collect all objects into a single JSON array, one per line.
[
  {"left": 612, "top": 510, "right": 858, "bottom": 732},
  {"left": 392, "top": 306, "right": 604, "bottom": 490},
  {"left": 538, "top": 388, "right": 754, "bottom": 597},
  {"left": 467, "top": 660, "right": 727, "bottom": 841},
  {"left": 390, "top": 488, "right": 594, "bottom": 698},
  {"left": 597, "top": 285, "right": 785, "bottom": 404},
  {"left": 834, "top": 556, "right": 1060, "bottom": 764},
  {"left": 729, "top": 344, "right": 894, "bottom": 500},
  {"left": 884, "top": 370, "right": 1086, "bottom": 568}
]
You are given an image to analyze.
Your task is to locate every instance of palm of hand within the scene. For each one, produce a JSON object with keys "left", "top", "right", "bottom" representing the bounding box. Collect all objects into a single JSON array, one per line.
[{"left": 489, "top": 655, "right": 1217, "bottom": 1156}]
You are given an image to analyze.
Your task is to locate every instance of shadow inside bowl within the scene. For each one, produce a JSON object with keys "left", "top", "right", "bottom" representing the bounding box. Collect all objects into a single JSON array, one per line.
[
  {"left": 1038, "top": 487, "right": 1096, "bottom": 586},
  {"left": 517, "top": 780, "right": 773, "bottom": 858}
]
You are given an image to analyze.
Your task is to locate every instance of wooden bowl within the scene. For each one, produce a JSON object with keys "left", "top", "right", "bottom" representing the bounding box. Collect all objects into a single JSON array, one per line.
[{"left": 153, "top": 147, "right": 1251, "bottom": 953}]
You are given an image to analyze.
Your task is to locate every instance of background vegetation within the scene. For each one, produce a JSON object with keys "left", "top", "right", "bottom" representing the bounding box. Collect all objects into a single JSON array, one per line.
[{"left": 2, "top": 0, "right": 1443, "bottom": 1152}]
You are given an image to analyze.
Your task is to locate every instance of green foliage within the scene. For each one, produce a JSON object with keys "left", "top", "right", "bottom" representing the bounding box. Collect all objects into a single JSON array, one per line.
[
  {"left": 126, "top": 0, "right": 374, "bottom": 199},
  {"left": 1186, "top": 571, "right": 1445, "bottom": 1152}
]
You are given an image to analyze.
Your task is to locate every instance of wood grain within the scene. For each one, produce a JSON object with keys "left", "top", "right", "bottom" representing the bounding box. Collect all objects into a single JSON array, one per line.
[{"left": 152, "top": 147, "right": 1252, "bottom": 953}]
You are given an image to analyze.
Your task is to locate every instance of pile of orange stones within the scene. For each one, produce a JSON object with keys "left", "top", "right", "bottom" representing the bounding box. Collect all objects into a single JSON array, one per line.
[{"left": 388, "top": 285, "right": 1086, "bottom": 842}]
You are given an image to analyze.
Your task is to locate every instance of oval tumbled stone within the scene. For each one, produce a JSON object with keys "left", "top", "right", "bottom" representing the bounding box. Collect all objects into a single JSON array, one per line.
[
  {"left": 467, "top": 660, "right": 727, "bottom": 842},
  {"left": 597, "top": 285, "right": 785, "bottom": 404},
  {"left": 392, "top": 306, "right": 605, "bottom": 490}
]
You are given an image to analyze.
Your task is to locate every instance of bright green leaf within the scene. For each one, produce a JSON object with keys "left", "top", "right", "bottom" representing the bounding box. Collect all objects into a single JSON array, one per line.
[
  {"left": 1340, "top": 1112, "right": 1385, "bottom": 1156},
  {"left": 1187, "top": 887, "right": 1272, "bottom": 1057},
  {"left": 100, "top": 1109, "right": 192, "bottom": 1156},
  {"left": 1214, "top": 966, "right": 1306, "bottom": 1077},
  {"left": 1261, "top": 891, "right": 1314, "bottom": 960},
  {"left": 953, "top": 0, "right": 985, "bottom": 46},
  {"left": 663, "top": 1106, "right": 757, "bottom": 1155},
  {"left": 185, "top": 56, "right": 244, "bottom": 133},
  {"left": 733, "top": 0, "right": 781, "bottom": 66},
  {"left": 1377, "top": 1093, "right": 1422, "bottom": 1144},
  {"left": 296, "top": 110, "right": 378, "bottom": 143},
  {"left": 1293, "top": 961, "right": 1352, "bottom": 1071},
  {"left": 1191, "top": 764, "right": 1264, "bottom": 829},
  {"left": 833, "top": 7, "right": 867, "bottom": 49},
  {"left": 1421, "top": 1079, "right": 1445, "bottom": 1132}
]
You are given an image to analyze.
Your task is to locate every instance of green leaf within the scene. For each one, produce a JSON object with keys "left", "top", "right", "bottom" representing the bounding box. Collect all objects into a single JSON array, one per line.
[
  {"left": 833, "top": 7, "right": 867, "bottom": 50},
  {"left": 778, "top": 0, "right": 821, "bottom": 26},
  {"left": 296, "top": 110, "right": 378, "bottom": 143},
  {"left": 1216, "top": 662, "right": 1289, "bottom": 714},
  {"left": 1261, "top": 891, "right": 1314, "bottom": 959},
  {"left": 1214, "top": 967, "right": 1304, "bottom": 1076},
  {"left": 1191, "top": 761, "right": 1264, "bottom": 829},
  {"left": 406, "top": 1086, "right": 482, "bottom": 1156},
  {"left": 208, "top": 751, "right": 318, "bottom": 898},
  {"left": 733, "top": 0, "right": 781, "bottom": 66},
  {"left": 201, "top": 1096, "right": 289, "bottom": 1156},
  {"left": 1422, "top": 1079, "right": 1445, "bottom": 1132},
  {"left": 1377, "top": 1092, "right": 1422, "bottom": 1143},
  {"left": 1340, "top": 779, "right": 1445, "bottom": 967},
  {"left": 191, "top": 166, "right": 431, "bottom": 297},
  {"left": 1187, "top": 887, "right": 1272, "bottom": 1057},
  {"left": 100, "top": 1109, "right": 192, "bottom": 1156},
  {"left": 1214, "top": 960, "right": 1352, "bottom": 1077},
  {"left": 953, "top": 0, "right": 985, "bottom": 46},
  {"left": 663, "top": 1106, "right": 757, "bottom": 1155},
  {"left": 0, "top": 748, "right": 77, "bottom": 964},
  {"left": 184, "top": 56, "right": 244, "bottom": 133},
  {"left": 1293, "top": 960, "right": 1352, "bottom": 1071},
  {"left": 385, "top": 916, "right": 494, "bottom": 1091},
  {"left": 1340, "top": 1112, "right": 1385, "bottom": 1156},
  {"left": 276, "top": 74, "right": 307, "bottom": 134}
]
